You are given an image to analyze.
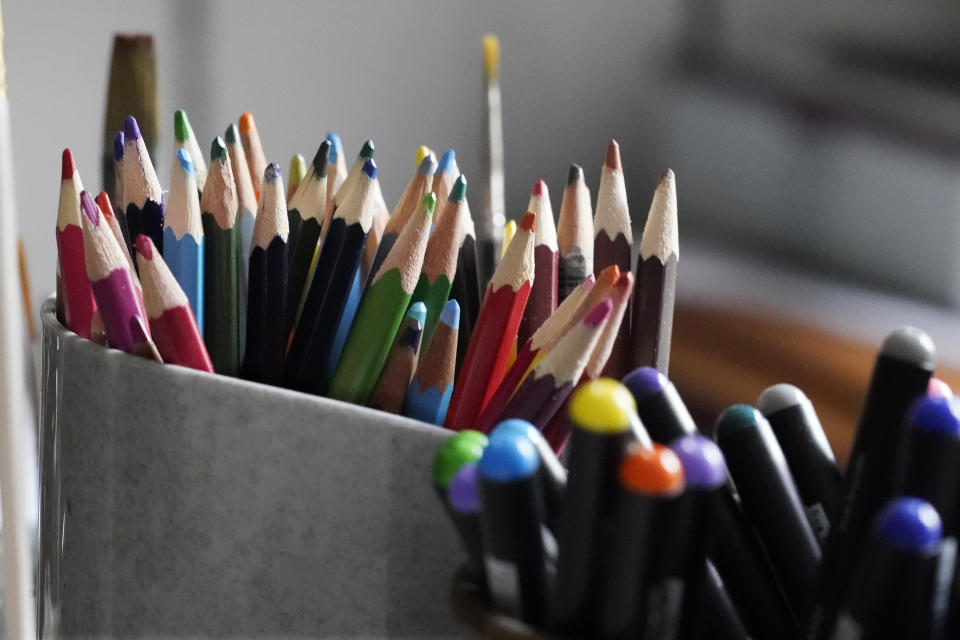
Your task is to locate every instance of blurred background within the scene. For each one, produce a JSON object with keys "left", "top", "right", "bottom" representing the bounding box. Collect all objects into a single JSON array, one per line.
[{"left": 7, "top": 0, "right": 960, "bottom": 460}]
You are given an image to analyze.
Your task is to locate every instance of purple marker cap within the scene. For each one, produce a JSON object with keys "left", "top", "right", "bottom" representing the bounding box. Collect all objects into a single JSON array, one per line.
[
  {"left": 875, "top": 497, "right": 942, "bottom": 554},
  {"left": 906, "top": 395, "right": 960, "bottom": 438},
  {"left": 124, "top": 115, "right": 142, "bottom": 141},
  {"left": 622, "top": 367, "right": 667, "bottom": 402},
  {"left": 670, "top": 434, "right": 727, "bottom": 489},
  {"left": 113, "top": 131, "right": 125, "bottom": 161},
  {"left": 448, "top": 464, "right": 480, "bottom": 515}
]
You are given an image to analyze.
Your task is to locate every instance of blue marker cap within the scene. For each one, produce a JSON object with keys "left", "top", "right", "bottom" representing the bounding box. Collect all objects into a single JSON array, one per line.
[
  {"left": 438, "top": 149, "right": 456, "bottom": 174},
  {"left": 448, "top": 464, "right": 480, "bottom": 515},
  {"left": 478, "top": 430, "right": 539, "bottom": 482},
  {"left": 362, "top": 158, "right": 377, "bottom": 179},
  {"left": 906, "top": 395, "right": 960, "bottom": 438},
  {"left": 406, "top": 301, "right": 427, "bottom": 327},
  {"left": 874, "top": 497, "right": 942, "bottom": 554},
  {"left": 113, "top": 131, "right": 125, "bottom": 161},
  {"left": 490, "top": 419, "right": 544, "bottom": 448},
  {"left": 670, "top": 434, "right": 727, "bottom": 489},
  {"left": 177, "top": 148, "right": 194, "bottom": 175},
  {"left": 264, "top": 162, "right": 281, "bottom": 183},
  {"left": 438, "top": 299, "right": 460, "bottom": 330},
  {"left": 622, "top": 367, "right": 667, "bottom": 402}
]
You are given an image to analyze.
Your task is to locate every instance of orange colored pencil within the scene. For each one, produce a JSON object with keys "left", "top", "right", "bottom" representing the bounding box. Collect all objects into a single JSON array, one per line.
[{"left": 238, "top": 111, "right": 267, "bottom": 200}]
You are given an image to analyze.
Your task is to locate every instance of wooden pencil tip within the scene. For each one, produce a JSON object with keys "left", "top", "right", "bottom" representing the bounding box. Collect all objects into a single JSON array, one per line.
[
  {"left": 224, "top": 123, "right": 239, "bottom": 144},
  {"left": 567, "top": 163, "right": 583, "bottom": 186},
  {"left": 361, "top": 158, "right": 377, "bottom": 179},
  {"left": 659, "top": 168, "right": 675, "bottom": 186},
  {"left": 605, "top": 140, "right": 622, "bottom": 171},
  {"left": 519, "top": 211, "right": 536, "bottom": 232},
  {"left": 133, "top": 233, "right": 154, "bottom": 259},
  {"left": 79, "top": 190, "right": 100, "bottom": 226},
  {"left": 439, "top": 299, "right": 460, "bottom": 329},
  {"left": 238, "top": 112, "right": 255, "bottom": 133},
  {"left": 418, "top": 153, "right": 437, "bottom": 177},
  {"left": 311, "top": 140, "right": 330, "bottom": 177},
  {"left": 438, "top": 149, "right": 456, "bottom": 174},
  {"left": 326, "top": 132, "right": 342, "bottom": 162},
  {"left": 61, "top": 148, "right": 76, "bottom": 180},
  {"left": 449, "top": 174, "right": 467, "bottom": 202},
  {"left": 264, "top": 162, "right": 282, "bottom": 184},
  {"left": 616, "top": 271, "right": 634, "bottom": 290},
  {"left": 95, "top": 191, "right": 115, "bottom": 219},
  {"left": 360, "top": 139, "right": 375, "bottom": 159},
  {"left": 113, "top": 131, "right": 125, "bottom": 161},
  {"left": 173, "top": 109, "right": 191, "bottom": 143},
  {"left": 177, "top": 148, "right": 194, "bottom": 175},
  {"left": 210, "top": 136, "right": 227, "bottom": 163},
  {"left": 124, "top": 115, "right": 142, "bottom": 141},
  {"left": 598, "top": 264, "right": 620, "bottom": 285},
  {"left": 584, "top": 299, "right": 613, "bottom": 327},
  {"left": 532, "top": 179, "right": 547, "bottom": 197},
  {"left": 415, "top": 145, "right": 433, "bottom": 167}
]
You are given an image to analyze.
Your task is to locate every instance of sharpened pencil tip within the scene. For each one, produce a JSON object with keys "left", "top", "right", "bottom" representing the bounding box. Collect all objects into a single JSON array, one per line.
[
  {"left": 415, "top": 145, "right": 433, "bottom": 167},
  {"left": 532, "top": 179, "right": 547, "bottom": 197},
  {"left": 310, "top": 140, "right": 330, "bottom": 177},
  {"left": 173, "top": 109, "right": 191, "bottom": 143},
  {"left": 566, "top": 163, "right": 583, "bottom": 186},
  {"left": 420, "top": 191, "right": 437, "bottom": 216},
  {"left": 605, "top": 140, "right": 622, "bottom": 171},
  {"left": 418, "top": 153, "right": 437, "bottom": 177},
  {"left": 439, "top": 299, "right": 460, "bottom": 329},
  {"left": 360, "top": 139, "right": 375, "bottom": 159},
  {"left": 238, "top": 112, "right": 255, "bottom": 133},
  {"left": 584, "top": 299, "right": 613, "bottom": 328},
  {"left": 129, "top": 315, "right": 150, "bottom": 344},
  {"left": 224, "top": 123, "right": 238, "bottom": 145},
  {"left": 406, "top": 301, "right": 427, "bottom": 326},
  {"left": 210, "top": 137, "right": 227, "bottom": 163},
  {"left": 362, "top": 158, "right": 377, "bottom": 179},
  {"left": 177, "top": 148, "right": 194, "bottom": 175},
  {"left": 113, "top": 131, "right": 124, "bottom": 162},
  {"left": 288, "top": 154, "right": 306, "bottom": 186},
  {"left": 264, "top": 162, "right": 282, "bottom": 184},
  {"left": 79, "top": 190, "right": 100, "bottom": 226},
  {"left": 133, "top": 233, "right": 154, "bottom": 259},
  {"left": 326, "top": 132, "right": 342, "bottom": 163},
  {"left": 659, "top": 168, "right": 675, "bottom": 185},
  {"left": 61, "top": 148, "right": 76, "bottom": 180},
  {"left": 400, "top": 321, "right": 424, "bottom": 351},
  {"left": 438, "top": 149, "right": 456, "bottom": 174},
  {"left": 95, "top": 191, "right": 115, "bottom": 219},
  {"left": 449, "top": 174, "right": 467, "bottom": 202},
  {"left": 124, "top": 115, "right": 142, "bottom": 142},
  {"left": 519, "top": 211, "right": 536, "bottom": 232}
]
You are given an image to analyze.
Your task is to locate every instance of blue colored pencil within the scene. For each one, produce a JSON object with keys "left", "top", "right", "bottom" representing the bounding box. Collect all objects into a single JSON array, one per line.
[
  {"left": 405, "top": 299, "right": 460, "bottom": 425},
  {"left": 162, "top": 148, "right": 205, "bottom": 334}
]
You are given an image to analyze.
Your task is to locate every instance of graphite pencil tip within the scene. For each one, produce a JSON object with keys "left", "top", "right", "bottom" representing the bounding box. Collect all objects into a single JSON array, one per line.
[
  {"left": 605, "top": 140, "right": 622, "bottom": 171},
  {"left": 113, "top": 131, "right": 125, "bottom": 161},
  {"left": 177, "top": 148, "right": 194, "bottom": 175},
  {"left": 449, "top": 174, "right": 467, "bottom": 202},
  {"left": 224, "top": 123, "right": 239, "bottom": 145},
  {"left": 61, "top": 148, "right": 76, "bottom": 180},
  {"left": 418, "top": 153, "right": 437, "bottom": 177},
  {"left": 124, "top": 115, "right": 142, "bottom": 141},
  {"left": 173, "top": 109, "right": 191, "bottom": 143},
  {"left": 439, "top": 298, "right": 460, "bottom": 329},
  {"left": 238, "top": 111, "right": 255, "bottom": 133},
  {"left": 210, "top": 136, "right": 227, "bottom": 163},
  {"left": 310, "top": 140, "right": 331, "bottom": 177},
  {"left": 519, "top": 210, "right": 536, "bottom": 232},
  {"left": 438, "top": 149, "right": 456, "bottom": 174},
  {"left": 362, "top": 158, "right": 377, "bottom": 179},
  {"left": 532, "top": 179, "right": 547, "bottom": 197},
  {"left": 360, "top": 139, "right": 375, "bottom": 159},
  {"left": 264, "top": 162, "right": 281, "bottom": 184},
  {"left": 566, "top": 163, "right": 583, "bottom": 186}
]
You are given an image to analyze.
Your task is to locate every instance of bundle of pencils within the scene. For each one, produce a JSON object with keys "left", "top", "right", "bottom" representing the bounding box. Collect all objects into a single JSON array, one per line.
[{"left": 440, "top": 326, "right": 960, "bottom": 639}]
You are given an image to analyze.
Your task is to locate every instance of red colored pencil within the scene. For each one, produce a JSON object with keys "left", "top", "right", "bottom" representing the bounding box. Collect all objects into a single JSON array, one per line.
[
  {"left": 444, "top": 211, "right": 536, "bottom": 430},
  {"left": 133, "top": 234, "right": 213, "bottom": 372},
  {"left": 56, "top": 149, "right": 96, "bottom": 338},
  {"left": 517, "top": 179, "right": 558, "bottom": 346}
]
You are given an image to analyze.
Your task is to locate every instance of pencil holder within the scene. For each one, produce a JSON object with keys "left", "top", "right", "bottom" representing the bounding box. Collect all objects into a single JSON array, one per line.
[
  {"left": 38, "top": 297, "right": 463, "bottom": 638},
  {"left": 450, "top": 569, "right": 547, "bottom": 639}
]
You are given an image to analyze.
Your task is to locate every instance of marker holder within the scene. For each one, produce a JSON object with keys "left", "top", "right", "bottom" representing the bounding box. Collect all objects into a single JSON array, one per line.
[{"left": 38, "top": 297, "right": 462, "bottom": 638}]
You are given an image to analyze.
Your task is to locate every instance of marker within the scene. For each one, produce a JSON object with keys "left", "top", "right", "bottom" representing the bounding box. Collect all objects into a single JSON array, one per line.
[
  {"left": 714, "top": 405, "right": 820, "bottom": 624},
  {"left": 448, "top": 464, "right": 486, "bottom": 596},
  {"left": 622, "top": 367, "right": 697, "bottom": 444},
  {"left": 832, "top": 498, "right": 943, "bottom": 640},
  {"left": 477, "top": 428, "right": 552, "bottom": 626},
  {"left": 551, "top": 379, "right": 640, "bottom": 633},
  {"left": 696, "top": 560, "right": 751, "bottom": 640},
  {"left": 489, "top": 419, "right": 567, "bottom": 533},
  {"left": 599, "top": 443, "right": 686, "bottom": 639},
  {"left": 813, "top": 327, "right": 935, "bottom": 638},
  {"left": 758, "top": 383, "right": 841, "bottom": 544},
  {"left": 432, "top": 430, "right": 489, "bottom": 499}
]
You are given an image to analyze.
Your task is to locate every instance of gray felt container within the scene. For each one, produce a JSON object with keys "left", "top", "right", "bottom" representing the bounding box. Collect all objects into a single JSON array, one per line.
[{"left": 37, "top": 298, "right": 464, "bottom": 638}]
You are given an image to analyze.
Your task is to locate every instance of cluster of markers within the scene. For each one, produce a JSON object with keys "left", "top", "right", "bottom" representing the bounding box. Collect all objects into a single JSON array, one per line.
[
  {"left": 55, "top": 108, "right": 679, "bottom": 436},
  {"left": 436, "top": 327, "right": 960, "bottom": 639}
]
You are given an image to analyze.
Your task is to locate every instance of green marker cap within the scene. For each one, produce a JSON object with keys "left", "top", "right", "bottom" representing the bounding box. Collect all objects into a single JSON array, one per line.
[
  {"left": 433, "top": 430, "right": 489, "bottom": 488},
  {"left": 714, "top": 404, "right": 763, "bottom": 441}
]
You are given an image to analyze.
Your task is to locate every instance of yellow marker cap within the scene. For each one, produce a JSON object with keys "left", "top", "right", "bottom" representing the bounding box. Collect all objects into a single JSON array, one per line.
[{"left": 569, "top": 378, "right": 636, "bottom": 434}]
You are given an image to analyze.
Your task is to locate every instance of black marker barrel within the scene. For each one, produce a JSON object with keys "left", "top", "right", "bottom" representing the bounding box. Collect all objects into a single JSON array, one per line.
[
  {"left": 623, "top": 366, "right": 697, "bottom": 444},
  {"left": 477, "top": 430, "right": 552, "bottom": 626},
  {"left": 831, "top": 498, "right": 943, "bottom": 640},
  {"left": 758, "top": 383, "right": 842, "bottom": 545},
  {"left": 551, "top": 379, "right": 639, "bottom": 634},
  {"left": 490, "top": 419, "right": 567, "bottom": 533},
  {"left": 813, "top": 327, "right": 935, "bottom": 638},
  {"left": 715, "top": 405, "right": 821, "bottom": 623},
  {"left": 696, "top": 559, "right": 750, "bottom": 640},
  {"left": 448, "top": 464, "right": 487, "bottom": 596}
]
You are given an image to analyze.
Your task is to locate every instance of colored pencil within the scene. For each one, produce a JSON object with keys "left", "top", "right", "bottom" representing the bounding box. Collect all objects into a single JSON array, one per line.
[
  {"left": 473, "top": 267, "right": 611, "bottom": 434},
  {"left": 556, "top": 164, "right": 593, "bottom": 302},
  {"left": 17, "top": 240, "right": 33, "bottom": 341},
  {"left": 405, "top": 299, "right": 459, "bottom": 425},
  {"left": 285, "top": 141, "right": 330, "bottom": 333},
  {"left": 79, "top": 190, "right": 151, "bottom": 355},
  {"left": 367, "top": 151, "right": 437, "bottom": 284},
  {"left": 238, "top": 111, "right": 266, "bottom": 200},
  {"left": 323, "top": 139, "right": 374, "bottom": 235},
  {"left": 200, "top": 136, "right": 241, "bottom": 375},
  {"left": 56, "top": 149, "right": 96, "bottom": 339},
  {"left": 102, "top": 34, "right": 157, "bottom": 206},
  {"left": 367, "top": 302, "right": 426, "bottom": 414},
  {"left": 361, "top": 163, "right": 391, "bottom": 280},
  {"left": 444, "top": 211, "right": 536, "bottom": 430},
  {"left": 451, "top": 196, "right": 482, "bottom": 376},
  {"left": 224, "top": 123, "right": 256, "bottom": 356},
  {"left": 173, "top": 109, "right": 207, "bottom": 193},
  {"left": 110, "top": 130, "right": 127, "bottom": 239},
  {"left": 501, "top": 220, "right": 516, "bottom": 258},
  {"left": 478, "top": 33, "right": 506, "bottom": 284},
  {"left": 240, "top": 163, "right": 288, "bottom": 384},
  {"left": 517, "top": 179, "right": 558, "bottom": 346},
  {"left": 415, "top": 145, "right": 434, "bottom": 166},
  {"left": 96, "top": 190, "right": 142, "bottom": 300},
  {"left": 325, "top": 132, "right": 346, "bottom": 212},
  {"left": 163, "top": 148, "right": 205, "bottom": 334},
  {"left": 323, "top": 267, "right": 363, "bottom": 383},
  {"left": 287, "top": 153, "right": 306, "bottom": 204},
  {"left": 432, "top": 149, "right": 459, "bottom": 202},
  {"left": 410, "top": 174, "right": 467, "bottom": 344},
  {"left": 631, "top": 169, "right": 678, "bottom": 373},
  {"left": 134, "top": 235, "right": 213, "bottom": 372},
  {"left": 496, "top": 299, "right": 611, "bottom": 430},
  {"left": 327, "top": 192, "right": 435, "bottom": 404},
  {"left": 285, "top": 159, "right": 380, "bottom": 393},
  {"left": 594, "top": 140, "right": 632, "bottom": 379},
  {"left": 122, "top": 115, "right": 164, "bottom": 256}
]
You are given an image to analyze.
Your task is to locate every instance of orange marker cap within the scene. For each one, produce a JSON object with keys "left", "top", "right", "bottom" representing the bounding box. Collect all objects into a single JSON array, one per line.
[{"left": 619, "top": 442, "right": 685, "bottom": 496}]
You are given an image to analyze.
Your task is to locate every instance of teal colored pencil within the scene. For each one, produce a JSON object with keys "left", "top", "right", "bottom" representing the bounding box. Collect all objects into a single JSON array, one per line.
[
  {"left": 225, "top": 122, "right": 257, "bottom": 352},
  {"left": 327, "top": 192, "right": 435, "bottom": 404},
  {"left": 404, "top": 299, "right": 459, "bottom": 425},
  {"left": 162, "top": 148, "right": 204, "bottom": 333}
]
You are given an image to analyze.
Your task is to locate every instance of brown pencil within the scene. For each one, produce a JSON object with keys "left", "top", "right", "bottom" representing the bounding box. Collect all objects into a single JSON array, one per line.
[
  {"left": 367, "top": 302, "right": 425, "bottom": 414},
  {"left": 518, "top": 178, "right": 558, "bottom": 346}
]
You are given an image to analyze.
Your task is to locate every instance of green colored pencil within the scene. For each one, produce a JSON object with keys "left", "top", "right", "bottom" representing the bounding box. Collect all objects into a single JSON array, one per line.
[
  {"left": 200, "top": 136, "right": 240, "bottom": 375},
  {"left": 327, "top": 192, "right": 436, "bottom": 404},
  {"left": 410, "top": 174, "right": 467, "bottom": 345}
]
